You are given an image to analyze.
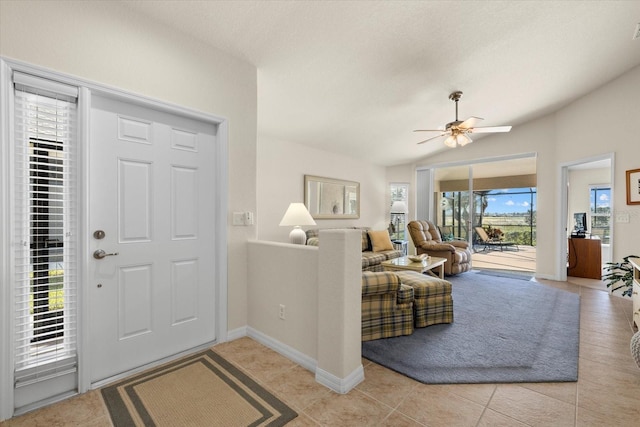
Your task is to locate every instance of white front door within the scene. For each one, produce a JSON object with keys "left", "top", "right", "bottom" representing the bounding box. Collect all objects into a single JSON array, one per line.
[{"left": 88, "top": 95, "right": 217, "bottom": 383}]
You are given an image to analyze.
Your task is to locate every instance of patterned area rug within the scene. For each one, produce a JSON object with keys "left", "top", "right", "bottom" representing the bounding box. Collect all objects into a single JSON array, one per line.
[
  {"left": 101, "top": 349, "right": 297, "bottom": 427},
  {"left": 362, "top": 271, "right": 580, "bottom": 384}
]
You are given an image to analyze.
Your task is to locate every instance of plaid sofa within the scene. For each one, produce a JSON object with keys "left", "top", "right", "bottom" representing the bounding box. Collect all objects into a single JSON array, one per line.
[
  {"left": 361, "top": 271, "right": 414, "bottom": 341},
  {"left": 306, "top": 228, "right": 402, "bottom": 271}
]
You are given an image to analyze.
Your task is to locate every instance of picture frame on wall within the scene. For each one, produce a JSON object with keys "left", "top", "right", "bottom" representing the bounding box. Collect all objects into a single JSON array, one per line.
[
  {"left": 626, "top": 168, "right": 640, "bottom": 205},
  {"left": 304, "top": 175, "right": 360, "bottom": 219}
]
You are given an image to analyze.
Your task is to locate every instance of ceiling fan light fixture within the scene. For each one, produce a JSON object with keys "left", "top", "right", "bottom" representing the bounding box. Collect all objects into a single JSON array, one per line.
[
  {"left": 443, "top": 135, "right": 457, "bottom": 148},
  {"left": 414, "top": 90, "right": 511, "bottom": 147},
  {"left": 458, "top": 133, "right": 472, "bottom": 146},
  {"left": 444, "top": 132, "right": 472, "bottom": 148}
]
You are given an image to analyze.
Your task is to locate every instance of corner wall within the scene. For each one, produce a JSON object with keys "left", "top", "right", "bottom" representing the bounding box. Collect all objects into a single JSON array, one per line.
[{"left": 246, "top": 229, "right": 363, "bottom": 393}]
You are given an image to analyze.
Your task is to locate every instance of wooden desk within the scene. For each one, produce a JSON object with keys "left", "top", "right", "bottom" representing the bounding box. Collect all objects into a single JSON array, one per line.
[{"left": 567, "top": 238, "right": 601, "bottom": 279}]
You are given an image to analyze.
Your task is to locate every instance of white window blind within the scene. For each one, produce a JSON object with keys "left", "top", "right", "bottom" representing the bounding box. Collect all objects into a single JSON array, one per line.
[{"left": 13, "top": 72, "right": 79, "bottom": 386}]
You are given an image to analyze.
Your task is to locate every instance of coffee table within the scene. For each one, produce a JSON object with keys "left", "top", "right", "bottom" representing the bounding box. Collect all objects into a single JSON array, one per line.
[{"left": 381, "top": 256, "right": 447, "bottom": 279}]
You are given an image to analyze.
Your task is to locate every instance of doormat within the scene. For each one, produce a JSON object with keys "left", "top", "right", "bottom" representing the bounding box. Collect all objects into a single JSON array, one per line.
[{"left": 101, "top": 349, "right": 297, "bottom": 427}]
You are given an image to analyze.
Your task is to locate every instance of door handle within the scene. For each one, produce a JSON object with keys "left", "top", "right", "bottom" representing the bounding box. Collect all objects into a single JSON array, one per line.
[{"left": 93, "top": 249, "right": 119, "bottom": 260}]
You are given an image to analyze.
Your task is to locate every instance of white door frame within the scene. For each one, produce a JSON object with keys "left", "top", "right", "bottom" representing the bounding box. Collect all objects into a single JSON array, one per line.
[
  {"left": 557, "top": 153, "right": 615, "bottom": 282},
  {"left": 0, "top": 57, "right": 228, "bottom": 419}
]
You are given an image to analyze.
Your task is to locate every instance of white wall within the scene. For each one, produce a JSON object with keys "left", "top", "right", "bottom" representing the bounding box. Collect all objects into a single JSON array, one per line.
[
  {"left": 247, "top": 241, "right": 319, "bottom": 359},
  {"left": 387, "top": 65, "right": 640, "bottom": 279},
  {"left": 257, "top": 135, "right": 388, "bottom": 242},
  {"left": 0, "top": 0, "right": 257, "bottom": 332}
]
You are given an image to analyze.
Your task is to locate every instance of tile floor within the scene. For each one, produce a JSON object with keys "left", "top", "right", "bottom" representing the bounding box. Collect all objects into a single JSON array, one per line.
[{"left": 3, "top": 276, "right": 639, "bottom": 427}]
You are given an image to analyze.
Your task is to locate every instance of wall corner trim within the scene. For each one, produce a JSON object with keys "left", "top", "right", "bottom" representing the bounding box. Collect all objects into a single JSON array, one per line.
[{"left": 315, "top": 365, "right": 364, "bottom": 394}]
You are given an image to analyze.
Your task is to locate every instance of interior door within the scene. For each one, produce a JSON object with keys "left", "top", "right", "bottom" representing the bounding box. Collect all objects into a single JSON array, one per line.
[{"left": 88, "top": 94, "right": 217, "bottom": 383}]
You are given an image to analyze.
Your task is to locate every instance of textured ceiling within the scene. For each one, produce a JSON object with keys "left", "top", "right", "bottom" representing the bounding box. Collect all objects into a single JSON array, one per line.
[{"left": 120, "top": 1, "right": 640, "bottom": 166}]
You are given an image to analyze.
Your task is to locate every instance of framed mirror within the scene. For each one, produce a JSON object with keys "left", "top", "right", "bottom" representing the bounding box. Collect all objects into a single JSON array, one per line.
[{"left": 304, "top": 175, "right": 360, "bottom": 219}]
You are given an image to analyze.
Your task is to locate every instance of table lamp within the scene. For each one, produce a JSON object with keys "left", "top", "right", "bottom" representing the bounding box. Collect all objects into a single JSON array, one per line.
[
  {"left": 390, "top": 201, "right": 407, "bottom": 240},
  {"left": 279, "top": 203, "right": 316, "bottom": 244}
]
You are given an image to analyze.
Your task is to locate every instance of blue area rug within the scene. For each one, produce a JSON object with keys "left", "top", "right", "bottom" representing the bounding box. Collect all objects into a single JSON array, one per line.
[{"left": 361, "top": 271, "right": 580, "bottom": 384}]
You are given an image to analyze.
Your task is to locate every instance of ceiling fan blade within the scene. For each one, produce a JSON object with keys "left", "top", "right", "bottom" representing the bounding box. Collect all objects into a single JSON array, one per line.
[
  {"left": 413, "top": 129, "right": 445, "bottom": 132},
  {"left": 417, "top": 133, "right": 447, "bottom": 144},
  {"left": 459, "top": 116, "right": 483, "bottom": 129},
  {"left": 470, "top": 125, "right": 512, "bottom": 134}
]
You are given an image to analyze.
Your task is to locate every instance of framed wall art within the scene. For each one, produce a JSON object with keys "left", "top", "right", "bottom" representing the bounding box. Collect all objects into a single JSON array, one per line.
[
  {"left": 626, "top": 168, "right": 640, "bottom": 205},
  {"left": 304, "top": 175, "right": 360, "bottom": 219}
]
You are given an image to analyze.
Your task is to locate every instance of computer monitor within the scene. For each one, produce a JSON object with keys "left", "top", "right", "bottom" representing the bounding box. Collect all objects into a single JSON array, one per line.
[{"left": 573, "top": 212, "right": 587, "bottom": 233}]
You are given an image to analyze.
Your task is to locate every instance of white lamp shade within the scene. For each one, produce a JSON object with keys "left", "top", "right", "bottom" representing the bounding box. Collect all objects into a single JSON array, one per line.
[
  {"left": 390, "top": 201, "right": 407, "bottom": 213},
  {"left": 280, "top": 203, "right": 316, "bottom": 245},
  {"left": 279, "top": 203, "right": 316, "bottom": 226}
]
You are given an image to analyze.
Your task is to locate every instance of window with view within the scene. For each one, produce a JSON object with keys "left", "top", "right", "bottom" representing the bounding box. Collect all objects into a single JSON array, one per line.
[{"left": 590, "top": 186, "right": 610, "bottom": 244}]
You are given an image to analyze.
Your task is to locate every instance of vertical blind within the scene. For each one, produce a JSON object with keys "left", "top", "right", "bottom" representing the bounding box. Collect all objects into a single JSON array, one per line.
[{"left": 13, "top": 72, "right": 79, "bottom": 386}]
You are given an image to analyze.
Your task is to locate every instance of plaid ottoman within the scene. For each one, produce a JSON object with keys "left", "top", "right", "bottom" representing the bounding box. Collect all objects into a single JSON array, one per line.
[{"left": 394, "top": 271, "right": 453, "bottom": 328}]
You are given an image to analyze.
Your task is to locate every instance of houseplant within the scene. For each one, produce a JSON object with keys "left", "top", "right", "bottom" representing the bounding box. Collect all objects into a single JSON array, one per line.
[
  {"left": 602, "top": 254, "right": 639, "bottom": 297},
  {"left": 603, "top": 254, "right": 640, "bottom": 369}
]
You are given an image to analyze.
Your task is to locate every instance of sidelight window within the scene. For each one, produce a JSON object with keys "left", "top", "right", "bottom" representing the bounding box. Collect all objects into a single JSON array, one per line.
[{"left": 13, "top": 73, "right": 78, "bottom": 386}]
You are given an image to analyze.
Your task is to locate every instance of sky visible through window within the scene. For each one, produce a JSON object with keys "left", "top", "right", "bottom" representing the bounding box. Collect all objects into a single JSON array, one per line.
[
  {"left": 482, "top": 188, "right": 536, "bottom": 215},
  {"left": 590, "top": 187, "right": 611, "bottom": 212}
]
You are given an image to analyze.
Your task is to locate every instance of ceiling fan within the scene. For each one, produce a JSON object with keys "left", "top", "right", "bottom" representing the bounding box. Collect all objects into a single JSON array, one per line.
[{"left": 414, "top": 91, "right": 512, "bottom": 147}]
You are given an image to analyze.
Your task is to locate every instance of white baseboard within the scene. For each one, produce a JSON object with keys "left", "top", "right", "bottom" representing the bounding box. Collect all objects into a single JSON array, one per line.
[
  {"left": 246, "top": 327, "right": 317, "bottom": 373},
  {"left": 225, "top": 326, "right": 248, "bottom": 342},
  {"left": 315, "top": 364, "right": 364, "bottom": 394},
  {"left": 229, "top": 326, "right": 363, "bottom": 394}
]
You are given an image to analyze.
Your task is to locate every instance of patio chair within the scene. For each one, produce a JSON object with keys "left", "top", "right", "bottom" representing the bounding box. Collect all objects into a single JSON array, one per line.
[
  {"left": 438, "top": 225, "right": 467, "bottom": 242},
  {"left": 474, "top": 227, "right": 518, "bottom": 252}
]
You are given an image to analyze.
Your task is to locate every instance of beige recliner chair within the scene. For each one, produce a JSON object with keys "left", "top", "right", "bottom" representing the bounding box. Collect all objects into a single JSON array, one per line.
[{"left": 408, "top": 220, "right": 472, "bottom": 276}]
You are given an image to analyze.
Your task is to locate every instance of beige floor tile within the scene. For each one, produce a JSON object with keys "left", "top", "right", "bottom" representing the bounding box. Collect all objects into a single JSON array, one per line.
[
  {"left": 260, "top": 365, "right": 331, "bottom": 412},
  {"left": 396, "top": 384, "right": 485, "bottom": 427},
  {"left": 579, "top": 343, "right": 639, "bottom": 373},
  {"left": 303, "top": 389, "right": 394, "bottom": 426},
  {"left": 436, "top": 383, "right": 497, "bottom": 406},
  {"left": 575, "top": 405, "right": 628, "bottom": 427},
  {"left": 215, "top": 342, "right": 299, "bottom": 383},
  {"left": 356, "top": 362, "right": 419, "bottom": 407},
  {"left": 477, "top": 408, "right": 529, "bottom": 426},
  {"left": 487, "top": 384, "right": 575, "bottom": 426},
  {"left": 519, "top": 382, "right": 577, "bottom": 406},
  {"left": 285, "top": 412, "right": 322, "bottom": 426},
  {"left": 577, "top": 377, "right": 640, "bottom": 424},
  {"left": 380, "top": 410, "right": 426, "bottom": 426},
  {"left": 580, "top": 327, "right": 635, "bottom": 350},
  {"left": 578, "top": 357, "right": 640, "bottom": 388}
]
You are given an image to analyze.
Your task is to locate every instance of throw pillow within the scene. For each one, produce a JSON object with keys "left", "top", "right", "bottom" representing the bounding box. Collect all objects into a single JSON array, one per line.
[{"left": 368, "top": 230, "right": 394, "bottom": 252}]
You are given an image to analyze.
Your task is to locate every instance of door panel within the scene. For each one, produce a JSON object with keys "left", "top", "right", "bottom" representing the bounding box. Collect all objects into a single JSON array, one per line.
[{"left": 89, "top": 95, "right": 216, "bottom": 383}]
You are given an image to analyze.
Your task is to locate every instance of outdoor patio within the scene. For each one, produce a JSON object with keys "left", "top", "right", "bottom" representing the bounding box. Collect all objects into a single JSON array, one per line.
[{"left": 471, "top": 245, "right": 536, "bottom": 274}]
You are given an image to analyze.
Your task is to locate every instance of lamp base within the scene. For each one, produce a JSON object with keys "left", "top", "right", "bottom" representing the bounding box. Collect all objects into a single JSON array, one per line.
[{"left": 289, "top": 226, "right": 307, "bottom": 245}]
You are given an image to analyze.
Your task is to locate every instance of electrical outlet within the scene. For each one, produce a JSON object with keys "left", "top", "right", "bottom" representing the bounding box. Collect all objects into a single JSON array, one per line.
[{"left": 279, "top": 304, "right": 285, "bottom": 320}]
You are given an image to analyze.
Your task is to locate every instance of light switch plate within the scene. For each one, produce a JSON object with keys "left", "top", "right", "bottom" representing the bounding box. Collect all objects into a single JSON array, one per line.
[
  {"left": 615, "top": 212, "right": 630, "bottom": 223},
  {"left": 232, "top": 212, "right": 245, "bottom": 225}
]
